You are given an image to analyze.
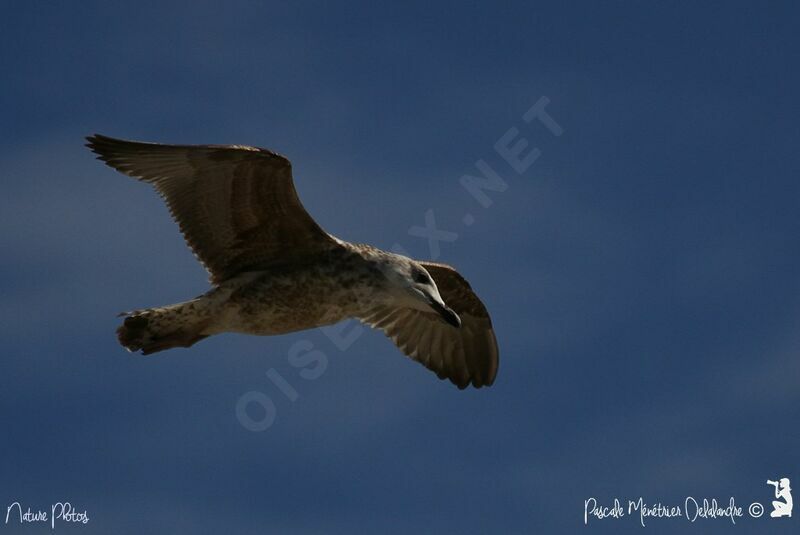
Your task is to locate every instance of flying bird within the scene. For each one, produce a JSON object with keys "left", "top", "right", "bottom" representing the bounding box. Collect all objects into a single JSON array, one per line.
[{"left": 86, "top": 134, "right": 498, "bottom": 389}]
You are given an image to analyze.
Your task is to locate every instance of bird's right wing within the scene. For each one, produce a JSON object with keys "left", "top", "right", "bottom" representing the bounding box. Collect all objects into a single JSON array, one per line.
[
  {"left": 87, "top": 134, "right": 340, "bottom": 284},
  {"left": 360, "top": 262, "right": 498, "bottom": 389}
]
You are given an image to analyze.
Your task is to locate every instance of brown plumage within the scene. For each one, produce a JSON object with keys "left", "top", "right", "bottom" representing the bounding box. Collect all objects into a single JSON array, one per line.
[{"left": 87, "top": 134, "right": 499, "bottom": 389}]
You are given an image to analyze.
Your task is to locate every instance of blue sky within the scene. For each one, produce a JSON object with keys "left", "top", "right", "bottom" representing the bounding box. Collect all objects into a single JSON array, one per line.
[{"left": 1, "top": 1, "right": 799, "bottom": 533}]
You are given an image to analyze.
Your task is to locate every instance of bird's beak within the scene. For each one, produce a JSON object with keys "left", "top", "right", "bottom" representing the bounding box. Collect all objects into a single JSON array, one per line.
[{"left": 428, "top": 298, "right": 461, "bottom": 328}]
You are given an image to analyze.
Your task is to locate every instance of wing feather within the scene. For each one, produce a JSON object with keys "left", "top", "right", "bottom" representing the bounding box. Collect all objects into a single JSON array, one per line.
[
  {"left": 86, "top": 134, "right": 339, "bottom": 283},
  {"left": 361, "top": 262, "right": 498, "bottom": 389}
]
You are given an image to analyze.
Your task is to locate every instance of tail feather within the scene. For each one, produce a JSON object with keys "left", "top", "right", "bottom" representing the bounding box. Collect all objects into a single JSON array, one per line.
[{"left": 117, "top": 303, "right": 211, "bottom": 355}]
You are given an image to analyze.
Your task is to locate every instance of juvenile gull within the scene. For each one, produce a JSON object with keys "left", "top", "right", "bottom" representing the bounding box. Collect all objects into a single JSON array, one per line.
[{"left": 87, "top": 134, "right": 499, "bottom": 389}]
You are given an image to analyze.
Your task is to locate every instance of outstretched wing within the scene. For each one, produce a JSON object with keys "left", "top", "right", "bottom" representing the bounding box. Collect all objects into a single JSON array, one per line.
[
  {"left": 361, "top": 262, "right": 498, "bottom": 389},
  {"left": 87, "top": 134, "right": 340, "bottom": 284}
]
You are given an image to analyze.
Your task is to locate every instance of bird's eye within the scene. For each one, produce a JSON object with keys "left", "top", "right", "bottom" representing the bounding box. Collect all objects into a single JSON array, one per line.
[{"left": 412, "top": 269, "right": 431, "bottom": 284}]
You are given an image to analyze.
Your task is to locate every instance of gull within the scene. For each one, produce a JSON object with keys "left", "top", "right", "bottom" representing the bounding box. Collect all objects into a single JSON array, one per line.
[{"left": 87, "top": 134, "right": 499, "bottom": 389}]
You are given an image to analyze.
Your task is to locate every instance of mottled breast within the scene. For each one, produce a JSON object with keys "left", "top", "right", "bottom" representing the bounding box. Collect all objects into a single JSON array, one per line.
[{"left": 225, "top": 251, "right": 384, "bottom": 335}]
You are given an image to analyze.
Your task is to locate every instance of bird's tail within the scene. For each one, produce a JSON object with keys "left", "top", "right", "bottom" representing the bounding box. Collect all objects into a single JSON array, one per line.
[{"left": 117, "top": 299, "right": 212, "bottom": 355}]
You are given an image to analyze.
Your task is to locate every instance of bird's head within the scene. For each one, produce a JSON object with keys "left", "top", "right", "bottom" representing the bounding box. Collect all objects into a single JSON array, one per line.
[{"left": 378, "top": 255, "right": 461, "bottom": 328}]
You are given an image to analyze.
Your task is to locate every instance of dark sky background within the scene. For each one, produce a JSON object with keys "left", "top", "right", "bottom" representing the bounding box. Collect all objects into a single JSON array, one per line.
[{"left": 2, "top": 1, "right": 799, "bottom": 533}]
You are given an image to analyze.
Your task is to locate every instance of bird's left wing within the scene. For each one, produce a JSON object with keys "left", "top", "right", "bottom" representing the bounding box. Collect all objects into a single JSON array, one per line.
[{"left": 86, "top": 134, "right": 340, "bottom": 284}]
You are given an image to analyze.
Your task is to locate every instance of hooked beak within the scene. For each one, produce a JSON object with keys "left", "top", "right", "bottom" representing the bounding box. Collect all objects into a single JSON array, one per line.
[{"left": 428, "top": 298, "right": 461, "bottom": 328}]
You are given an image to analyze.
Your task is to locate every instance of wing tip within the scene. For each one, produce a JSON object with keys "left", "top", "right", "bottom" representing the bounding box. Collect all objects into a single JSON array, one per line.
[
  {"left": 461, "top": 335, "right": 499, "bottom": 390},
  {"left": 85, "top": 133, "right": 120, "bottom": 159},
  {"left": 84, "top": 133, "right": 99, "bottom": 151},
  {"left": 85, "top": 132, "right": 112, "bottom": 145}
]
